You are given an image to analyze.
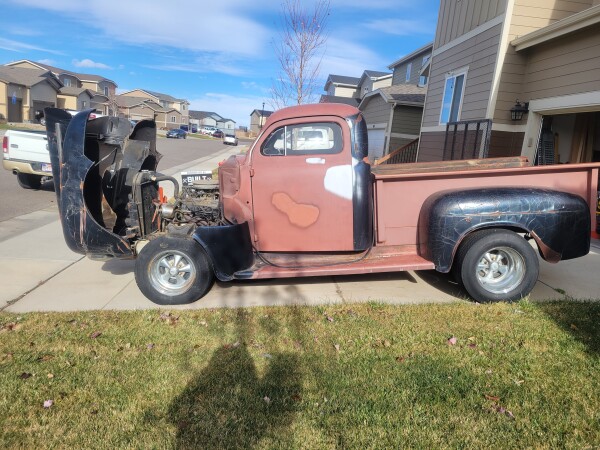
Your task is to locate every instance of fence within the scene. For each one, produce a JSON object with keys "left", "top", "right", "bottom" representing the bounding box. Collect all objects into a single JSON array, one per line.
[{"left": 373, "top": 138, "right": 419, "bottom": 165}]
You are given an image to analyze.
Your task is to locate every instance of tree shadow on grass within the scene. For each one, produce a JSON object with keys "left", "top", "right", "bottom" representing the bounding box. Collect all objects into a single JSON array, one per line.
[
  {"left": 167, "top": 310, "right": 303, "bottom": 449},
  {"left": 536, "top": 300, "right": 600, "bottom": 357}
]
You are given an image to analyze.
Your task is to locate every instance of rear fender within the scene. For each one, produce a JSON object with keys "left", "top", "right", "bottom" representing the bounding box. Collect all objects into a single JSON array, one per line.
[{"left": 419, "top": 187, "right": 591, "bottom": 272}]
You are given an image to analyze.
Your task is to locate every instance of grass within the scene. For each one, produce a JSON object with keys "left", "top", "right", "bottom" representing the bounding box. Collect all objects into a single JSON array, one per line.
[{"left": 1, "top": 300, "right": 599, "bottom": 449}]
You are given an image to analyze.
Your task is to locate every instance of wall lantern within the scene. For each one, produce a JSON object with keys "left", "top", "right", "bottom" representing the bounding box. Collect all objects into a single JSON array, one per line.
[{"left": 510, "top": 100, "right": 529, "bottom": 121}]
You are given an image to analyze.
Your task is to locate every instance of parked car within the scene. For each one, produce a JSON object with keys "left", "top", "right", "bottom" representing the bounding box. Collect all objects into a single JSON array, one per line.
[
  {"left": 223, "top": 134, "right": 238, "bottom": 146},
  {"left": 201, "top": 126, "right": 216, "bottom": 135},
  {"left": 166, "top": 129, "right": 187, "bottom": 139},
  {"left": 212, "top": 130, "right": 224, "bottom": 138}
]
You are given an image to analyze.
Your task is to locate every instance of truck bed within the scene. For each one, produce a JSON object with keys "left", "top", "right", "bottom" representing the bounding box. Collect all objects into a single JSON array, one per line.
[{"left": 372, "top": 157, "right": 600, "bottom": 248}]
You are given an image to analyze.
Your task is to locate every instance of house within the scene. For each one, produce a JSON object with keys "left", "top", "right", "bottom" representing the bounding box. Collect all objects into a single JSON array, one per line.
[
  {"left": 357, "top": 70, "right": 393, "bottom": 97},
  {"left": 356, "top": 51, "right": 431, "bottom": 160},
  {"left": 319, "top": 75, "right": 361, "bottom": 104},
  {"left": 116, "top": 95, "right": 182, "bottom": 129},
  {"left": 216, "top": 117, "right": 236, "bottom": 132},
  {"left": 5, "top": 60, "right": 117, "bottom": 115},
  {"left": 0, "top": 66, "right": 62, "bottom": 122},
  {"left": 250, "top": 109, "right": 273, "bottom": 134},
  {"left": 418, "top": 0, "right": 600, "bottom": 165},
  {"left": 359, "top": 84, "right": 427, "bottom": 160},
  {"left": 57, "top": 87, "right": 94, "bottom": 111},
  {"left": 120, "top": 89, "right": 189, "bottom": 127}
]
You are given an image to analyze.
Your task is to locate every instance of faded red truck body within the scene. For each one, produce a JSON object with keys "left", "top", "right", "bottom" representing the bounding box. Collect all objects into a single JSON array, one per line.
[{"left": 44, "top": 104, "right": 599, "bottom": 305}]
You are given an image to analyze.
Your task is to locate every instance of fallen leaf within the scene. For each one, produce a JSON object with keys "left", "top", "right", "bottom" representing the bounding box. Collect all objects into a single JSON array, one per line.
[
  {"left": 485, "top": 369, "right": 493, "bottom": 375},
  {"left": 485, "top": 394, "right": 500, "bottom": 402},
  {"left": 146, "top": 343, "right": 155, "bottom": 350},
  {"left": 291, "top": 394, "right": 302, "bottom": 402},
  {"left": 199, "top": 320, "right": 207, "bottom": 327},
  {"left": 43, "top": 399, "right": 53, "bottom": 408},
  {"left": 515, "top": 379, "right": 524, "bottom": 385},
  {"left": 19, "top": 372, "right": 32, "bottom": 379},
  {"left": 570, "top": 324, "right": 579, "bottom": 331},
  {"left": 468, "top": 343, "right": 477, "bottom": 349},
  {"left": 326, "top": 316, "right": 334, "bottom": 323},
  {"left": 395, "top": 356, "right": 406, "bottom": 363},
  {"left": 232, "top": 341, "right": 240, "bottom": 348},
  {"left": 90, "top": 331, "right": 102, "bottom": 339},
  {"left": 334, "top": 344, "right": 340, "bottom": 352},
  {"left": 447, "top": 336, "right": 457, "bottom": 346},
  {"left": 125, "top": 343, "right": 131, "bottom": 349},
  {"left": 1, "top": 322, "right": 21, "bottom": 332},
  {"left": 262, "top": 353, "right": 273, "bottom": 359},
  {"left": 47, "top": 373, "right": 54, "bottom": 379},
  {"left": 37, "top": 355, "right": 54, "bottom": 362},
  {"left": 263, "top": 396, "right": 271, "bottom": 404},
  {"left": 384, "top": 340, "right": 391, "bottom": 348}
]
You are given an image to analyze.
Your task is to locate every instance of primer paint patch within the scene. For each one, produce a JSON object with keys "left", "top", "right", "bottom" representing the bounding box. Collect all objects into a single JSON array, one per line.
[
  {"left": 272, "top": 192, "right": 319, "bottom": 227},
  {"left": 324, "top": 164, "right": 352, "bottom": 200}
]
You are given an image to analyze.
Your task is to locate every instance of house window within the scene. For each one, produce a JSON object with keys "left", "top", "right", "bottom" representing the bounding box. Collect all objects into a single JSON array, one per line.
[
  {"left": 104, "top": 86, "right": 109, "bottom": 96},
  {"left": 440, "top": 70, "right": 467, "bottom": 124},
  {"left": 64, "top": 78, "right": 71, "bottom": 87},
  {"left": 171, "top": 116, "right": 177, "bottom": 123},
  {"left": 405, "top": 63, "right": 412, "bottom": 82},
  {"left": 82, "top": 101, "right": 86, "bottom": 108},
  {"left": 363, "top": 87, "right": 369, "bottom": 94},
  {"left": 419, "top": 75, "right": 428, "bottom": 86},
  {"left": 261, "top": 122, "right": 343, "bottom": 156},
  {"left": 182, "top": 104, "right": 186, "bottom": 111}
]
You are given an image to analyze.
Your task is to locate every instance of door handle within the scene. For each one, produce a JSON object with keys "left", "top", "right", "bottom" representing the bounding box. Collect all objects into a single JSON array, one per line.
[{"left": 306, "top": 157, "right": 325, "bottom": 164}]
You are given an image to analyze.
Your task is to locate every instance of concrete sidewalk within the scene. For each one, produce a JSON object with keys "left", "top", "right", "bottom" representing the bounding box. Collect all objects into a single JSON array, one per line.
[{"left": 2, "top": 144, "right": 599, "bottom": 312}]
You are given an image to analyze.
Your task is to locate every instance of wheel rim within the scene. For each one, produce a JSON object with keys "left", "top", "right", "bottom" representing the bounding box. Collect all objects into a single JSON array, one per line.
[
  {"left": 149, "top": 250, "right": 197, "bottom": 296},
  {"left": 475, "top": 246, "right": 525, "bottom": 294}
]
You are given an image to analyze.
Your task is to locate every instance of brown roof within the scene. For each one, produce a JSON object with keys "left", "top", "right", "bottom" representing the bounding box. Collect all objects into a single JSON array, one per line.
[
  {"left": 6, "top": 60, "right": 117, "bottom": 86},
  {"left": 59, "top": 86, "right": 93, "bottom": 97},
  {"left": 0, "top": 66, "right": 61, "bottom": 89},
  {"left": 116, "top": 95, "right": 169, "bottom": 112}
]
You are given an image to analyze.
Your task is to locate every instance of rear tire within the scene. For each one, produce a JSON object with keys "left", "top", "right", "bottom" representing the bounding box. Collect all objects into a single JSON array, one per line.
[
  {"left": 17, "top": 173, "right": 42, "bottom": 189},
  {"left": 135, "top": 236, "right": 214, "bottom": 305},
  {"left": 454, "top": 229, "right": 539, "bottom": 303}
]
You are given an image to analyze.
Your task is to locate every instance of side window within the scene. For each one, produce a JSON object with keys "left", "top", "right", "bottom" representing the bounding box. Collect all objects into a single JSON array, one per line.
[
  {"left": 440, "top": 70, "right": 467, "bottom": 124},
  {"left": 261, "top": 122, "right": 343, "bottom": 156}
]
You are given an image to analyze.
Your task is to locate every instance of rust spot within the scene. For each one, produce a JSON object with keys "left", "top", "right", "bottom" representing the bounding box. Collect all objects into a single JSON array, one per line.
[
  {"left": 530, "top": 231, "right": 561, "bottom": 263},
  {"left": 272, "top": 192, "right": 319, "bottom": 228}
]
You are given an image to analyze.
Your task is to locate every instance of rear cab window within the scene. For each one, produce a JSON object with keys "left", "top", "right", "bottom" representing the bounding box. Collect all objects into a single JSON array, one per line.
[{"left": 261, "top": 122, "right": 343, "bottom": 156}]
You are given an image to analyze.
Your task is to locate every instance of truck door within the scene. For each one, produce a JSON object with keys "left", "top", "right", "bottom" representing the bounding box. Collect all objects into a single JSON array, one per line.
[{"left": 250, "top": 117, "right": 355, "bottom": 252}]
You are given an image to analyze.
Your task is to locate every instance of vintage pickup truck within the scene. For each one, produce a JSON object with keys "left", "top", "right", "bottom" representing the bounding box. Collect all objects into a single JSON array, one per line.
[{"left": 43, "top": 104, "right": 599, "bottom": 305}]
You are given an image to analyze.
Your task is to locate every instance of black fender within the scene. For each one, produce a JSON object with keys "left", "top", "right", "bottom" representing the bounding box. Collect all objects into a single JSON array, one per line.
[
  {"left": 192, "top": 222, "right": 254, "bottom": 281},
  {"left": 419, "top": 187, "right": 591, "bottom": 272}
]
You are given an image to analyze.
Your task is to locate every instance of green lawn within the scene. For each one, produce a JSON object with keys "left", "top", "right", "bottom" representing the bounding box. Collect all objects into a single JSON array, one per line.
[{"left": 1, "top": 300, "right": 599, "bottom": 448}]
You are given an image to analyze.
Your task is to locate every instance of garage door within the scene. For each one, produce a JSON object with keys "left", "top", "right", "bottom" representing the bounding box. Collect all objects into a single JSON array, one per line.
[{"left": 368, "top": 128, "right": 386, "bottom": 160}]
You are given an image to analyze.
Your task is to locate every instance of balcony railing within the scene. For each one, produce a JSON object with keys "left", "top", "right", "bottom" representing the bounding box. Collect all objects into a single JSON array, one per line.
[
  {"left": 443, "top": 119, "right": 491, "bottom": 160},
  {"left": 373, "top": 138, "right": 419, "bottom": 165}
]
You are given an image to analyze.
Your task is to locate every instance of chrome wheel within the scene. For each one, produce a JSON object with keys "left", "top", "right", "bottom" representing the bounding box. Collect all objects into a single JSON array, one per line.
[
  {"left": 149, "top": 250, "right": 197, "bottom": 297},
  {"left": 475, "top": 246, "right": 525, "bottom": 294}
]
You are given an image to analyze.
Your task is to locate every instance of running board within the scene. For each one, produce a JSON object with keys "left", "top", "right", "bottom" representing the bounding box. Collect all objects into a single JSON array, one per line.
[{"left": 233, "top": 253, "right": 435, "bottom": 279}]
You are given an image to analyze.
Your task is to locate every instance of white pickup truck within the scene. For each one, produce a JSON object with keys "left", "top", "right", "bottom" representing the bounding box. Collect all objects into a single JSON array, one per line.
[{"left": 2, "top": 129, "right": 52, "bottom": 189}]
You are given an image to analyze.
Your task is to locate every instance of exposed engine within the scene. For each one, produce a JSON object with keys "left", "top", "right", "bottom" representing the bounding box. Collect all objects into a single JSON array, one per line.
[{"left": 159, "top": 179, "right": 225, "bottom": 229}]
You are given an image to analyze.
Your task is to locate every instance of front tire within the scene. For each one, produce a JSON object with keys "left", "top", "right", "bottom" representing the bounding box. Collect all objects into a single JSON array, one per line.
[
  {"left": 135, "top": 236, "right": 214, "bottom": 305},
  {"left": 454, "top": 229, "right": 539, "bottom": 303},
  {"left": 17, "top": 173, "right": 42, "bottom": 189}
]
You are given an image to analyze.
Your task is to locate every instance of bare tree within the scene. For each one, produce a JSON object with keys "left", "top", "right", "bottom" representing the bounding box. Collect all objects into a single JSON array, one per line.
[
  {"left": 270, "top": 0, "right": 330, "bottom": 109},
  {"left": 106, "top": 91, "right": 120, "bottom": 117}
]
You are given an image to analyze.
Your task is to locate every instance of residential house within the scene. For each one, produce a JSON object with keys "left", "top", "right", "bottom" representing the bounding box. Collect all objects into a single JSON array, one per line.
[
  {"left": 357, "top": 54, "right": 431, "bottom": 160},
  {"left": 216, "top": 117, "right": 236, "bottom": 132},
  {"left": 5, "top": 60, "right": 117, "bottom": 115},
  {"left": 250, "top": 109, "right": 273, "bottom": 134},
  {"left": 57, "top": 87, "right": 94, "bottom": 111},
  {"left": 319, "top": 74, "right": 361, "bottom": 104},
  {"left": 0, "top": 66, "right": 62, "bottom": 122},
  {"left": 116, "top": 95, "right": 182, "bottom": 129},
  {"left": 418, "top": 0, "right": 600, "bottom": 165},
  {"left": 357, "top": 70, "right": 393, "bottom": 97},
  {"left": 120, "top": 89, "right": 189, "bottom": 127},
  {"left": 189, "top": 111, "right": 219, "bottom": 129}
]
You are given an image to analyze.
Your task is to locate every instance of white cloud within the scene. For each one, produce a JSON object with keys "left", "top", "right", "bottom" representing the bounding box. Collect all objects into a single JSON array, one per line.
[
  {"left": 364, "top": 18, "right": 435, "bottom": 36},
  {"left": 319, "top": 37, "right": 387, "bottom": 78},
  {"left": 8, "top": 0, "right": 270, "bottom": 58},
  {"left": 37, "top": 58, "right": 56, "bottom": 66},
  {"left": 72, "top": 58, "right": 112, "bottom": 69},
  {"left": 189, "top": 92, "right": 270, "bottom": 128},
  {"left": 0, "top": 37, "right": 63, "bottom": 55}
]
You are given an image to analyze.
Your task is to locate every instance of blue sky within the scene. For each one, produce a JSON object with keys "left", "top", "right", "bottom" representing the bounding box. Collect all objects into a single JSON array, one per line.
[{"left": 1, "top": 0, "right": 439, "bottom": 127}]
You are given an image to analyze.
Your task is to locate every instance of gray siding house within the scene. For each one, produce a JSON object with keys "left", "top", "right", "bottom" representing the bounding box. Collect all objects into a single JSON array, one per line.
[{"left": 419, "top": 0, "right": 600, "bottom": 165}]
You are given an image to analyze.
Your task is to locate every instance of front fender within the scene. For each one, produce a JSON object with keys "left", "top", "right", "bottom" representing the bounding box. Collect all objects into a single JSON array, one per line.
[
  {"left": 419, "top": 187, "right": 591, "bottom": 272},
  {"left": 192, "top": 222, "right": 254, "bottom": 281}
]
